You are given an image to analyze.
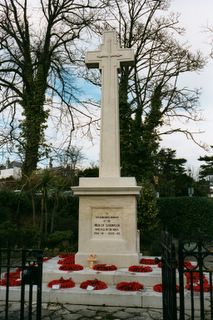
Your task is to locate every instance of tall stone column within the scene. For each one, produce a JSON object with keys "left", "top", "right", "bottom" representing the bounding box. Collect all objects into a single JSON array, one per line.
[{"left": 73, "top": 31, "right": 141, "bottom": 267}]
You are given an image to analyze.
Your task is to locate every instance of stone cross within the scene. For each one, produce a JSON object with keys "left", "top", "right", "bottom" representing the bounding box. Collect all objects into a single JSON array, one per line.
[{"left": 85, "top": 31, "right": 134, "bottom": 178}]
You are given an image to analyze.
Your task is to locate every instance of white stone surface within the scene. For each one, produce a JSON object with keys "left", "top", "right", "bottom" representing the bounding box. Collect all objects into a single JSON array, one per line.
[
  {"left": 0, "top": 258, "right": 206, "bottom": 309},
  {"left": 75, "top": 194, "right": 139, "bottom": 267},
  {"left": 42, "top": 257, "right": 162, "bottom": 286}
]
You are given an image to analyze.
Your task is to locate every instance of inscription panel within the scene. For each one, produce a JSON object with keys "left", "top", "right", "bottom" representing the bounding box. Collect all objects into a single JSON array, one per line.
[{"left": 92, "top": 208, "right": 122, "bottom": 239}]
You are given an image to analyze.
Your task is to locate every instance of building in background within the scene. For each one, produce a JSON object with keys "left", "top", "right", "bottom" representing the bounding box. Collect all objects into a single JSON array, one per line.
[{"left": 0, "top": 159, "right": 22, "bottom": 180}]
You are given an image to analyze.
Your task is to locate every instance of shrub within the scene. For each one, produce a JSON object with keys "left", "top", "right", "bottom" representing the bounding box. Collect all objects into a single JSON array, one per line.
[{"left": 157, "top": 197, "right": 213, "bottom": 240}]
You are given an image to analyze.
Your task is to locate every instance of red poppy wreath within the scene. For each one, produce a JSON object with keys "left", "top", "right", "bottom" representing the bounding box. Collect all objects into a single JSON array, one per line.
[
  {"left": 80, "top": 279, "right": 108, "bottom": 290},
  {"left": 59, "top": 264, "right": 83, "bottom": 271},
  {"left": 140, "top": 258, "right": 158, "bottom": 265},
  {"left": 93, "top": 264, "right": 117, "bottom": 271},
  {"left": 128, "top": 265, "right": 153, "bottom": 273},
  {"left": 116, "top": 281, "right": 144, "bottom": 291},
  {"left": 48, "top": 277, "right": 75, "bottom": 289}
]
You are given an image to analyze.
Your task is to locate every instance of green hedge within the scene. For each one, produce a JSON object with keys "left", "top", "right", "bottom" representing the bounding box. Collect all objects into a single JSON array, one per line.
[
  {"left": 0, "top": 190, "right": 78, "bottom": 249},
  {"left": 157, "top": 197, "right": 213, "bottom": 240}
]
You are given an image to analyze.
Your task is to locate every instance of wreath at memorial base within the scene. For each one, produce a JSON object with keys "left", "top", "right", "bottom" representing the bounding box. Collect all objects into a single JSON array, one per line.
[
  {"left": 153, "top": 284, "right": 163, "bottom": 292},
  {"left": 140, "top": 258, "right": 158, "bottom": 265},
  {"left": 185, "top": 282, "right": 212, "bottom": 292},
  {"left": 185, "top": 271, "right": 206, "bottom": 283},
  {"left": 153, "top": 283, "right": 179, "bottom": 293},
  {"left": 43, "top": 257, "right": 51, "bottom": 262},
  {"left": 93, "top": 264, "right": 117, "bottom": 271},
  {"left": 116, "top": 281, "right": 144, "bottom": 291},
  {"left": 128, "top": 265, "right": 153, "bottom": 273},
  {"left": 0, "top": 278, "right": 21, "bottom": 286},
  {"left": 59, "top": 264, "right": 83, "bottom": 271},
  {"left": 80, "top": 279, "right": 108, "bottom": 290},
  {"left": 4, "top": 269, "right": 21, "bottom": 279},
  {"left": 48, "top": 277, "right": 75, "bottom": 289},
  {"left": 183, "top": 261, "right": 194, "bottom": 270},
  {"left": 59, "top": 253, "right": 75, "bottom": 258},
  {"left": 58, "top": 255, "right": 75, "bottom": 265},
  {"left": 185, "top": 271, "right": 211, "bottom": 292},
  {"left": 0, "top": 269, "right": 21, "bottom": 287}
]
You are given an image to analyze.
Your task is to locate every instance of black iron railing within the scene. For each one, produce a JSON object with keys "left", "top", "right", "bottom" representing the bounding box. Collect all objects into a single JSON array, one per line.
[
  {"left": 161, "top": 231, "right": 213, "bottom": 320},
  {"left": 0, "top": 248, "right": 43, "bottom": 320}
]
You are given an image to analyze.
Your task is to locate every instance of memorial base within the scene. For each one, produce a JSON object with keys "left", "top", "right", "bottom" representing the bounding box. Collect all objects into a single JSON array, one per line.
[
  {"left": 72, "top": 177, "right": 141, "bottom": 268},
  {"left": 75, "top": 253, "right": 139, "bottom": 268}
]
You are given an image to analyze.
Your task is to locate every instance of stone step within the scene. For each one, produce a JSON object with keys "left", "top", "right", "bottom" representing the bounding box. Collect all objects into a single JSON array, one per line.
[
  {"left": 43, "top": 256, "right": 162, "bottom": 286},
  {"left": 0, "top": 256, "right": 210, "bottom": 309},
  {"left": 0, "top": 282, "right": 208, "bottom": 310}
]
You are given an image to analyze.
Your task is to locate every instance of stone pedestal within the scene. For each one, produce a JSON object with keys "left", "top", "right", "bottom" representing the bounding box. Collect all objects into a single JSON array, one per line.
[
  {"left": 72, "top": 32, "right": 142, "bottom": 268},
  {"left": 73, "top": 177, "right": 141, "bottom": 267}
]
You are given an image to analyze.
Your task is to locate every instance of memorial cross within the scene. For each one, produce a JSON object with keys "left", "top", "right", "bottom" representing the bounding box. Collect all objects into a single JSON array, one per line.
[{"left": 85, "top": 31, "right": 134, "bottom": 178}]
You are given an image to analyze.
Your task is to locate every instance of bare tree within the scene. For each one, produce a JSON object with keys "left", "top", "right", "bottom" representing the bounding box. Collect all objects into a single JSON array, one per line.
[
  {"left": 86, "top": 0, "right": 206, "bottom": 181},
  {"left": 0, "top": 0, "right": 106, "bottom": 176}
]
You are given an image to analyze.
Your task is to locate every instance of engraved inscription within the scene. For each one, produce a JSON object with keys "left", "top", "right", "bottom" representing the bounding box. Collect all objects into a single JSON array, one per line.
[{"left": 92, "top": 208, "right": 122, "bottom": 238}]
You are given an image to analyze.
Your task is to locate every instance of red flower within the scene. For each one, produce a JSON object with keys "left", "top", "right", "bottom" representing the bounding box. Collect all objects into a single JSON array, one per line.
[
  {"left": 0, "top": 269, "right": 22, "bottom": 287},
  {"left": 185, "top": 271, "right": 205, "bottom": 283},
  {"left": 183, "top": 261, "right": 194, "bottom": 270},
  {"left": 59, "top": 264, "right": 83, "bottom": 271},
  {"left": 116, "top": 281, "right": 144, "bottom": 291},
  {"left": 93, "top": 264, "right": 117, "bottom": 271},
  {"left": 58, "top": 255, "right": 75, "bottom": 265},
  {"left": 128, "top": 265, "right": 153, "bottom": 273},
  {"left": 153, "top": 283, "right": 179, "bottom": 293},
  {"left": 184, "top": 271, "right": 211, "bottom": 291},
  {"left": 153, "top": 283, "right": 163, "bottom": 292},
  {"left": 4, "top": 270, "right": 21, "bottom": 279},
  {"left": 59, "top": 253, "right": 75, "bottom": 258},
  {"left": 0, "top": 278, "right": 21, "bottom": 286},
  {"left": 80, "top": 279, "right": 108, "bottom": 290},
  {"left": 140, "top": 258, "right": 158, "bottom": 265},
  {"left": 43, "top": 257, "right": 51, "bottom": 262},
  {"left": 48, "top": 277, "right": 75, "bottom": 289},
  {"left": 185, "top": 282, "right": 212, "bottom": 292}
]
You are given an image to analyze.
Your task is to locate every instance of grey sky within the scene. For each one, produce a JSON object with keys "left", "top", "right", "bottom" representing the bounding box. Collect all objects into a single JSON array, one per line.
[{"left": 160, "top": 0, "right": 213, "bottom": 174}]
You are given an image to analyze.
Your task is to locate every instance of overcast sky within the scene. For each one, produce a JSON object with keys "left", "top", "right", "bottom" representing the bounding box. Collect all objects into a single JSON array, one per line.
[
  {"left": 160, "top": 0, "right": 213, "bottom": 175},
  {"left": 76, "top": 0, "right": 213, "bottom": 175}
]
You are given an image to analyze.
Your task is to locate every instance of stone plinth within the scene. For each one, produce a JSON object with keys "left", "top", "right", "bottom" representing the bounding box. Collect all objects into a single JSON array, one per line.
[{"left": 73, "top": 177, "right": 141, "bottom": 267}]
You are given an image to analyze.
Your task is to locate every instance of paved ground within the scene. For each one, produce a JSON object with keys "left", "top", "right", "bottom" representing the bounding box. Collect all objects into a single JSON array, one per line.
[
  {"left": 0, "top": 302, "right": 212, "bottom": 320},
  {"left": 0, "top": 302, "right": 163, "bottom": 319}
]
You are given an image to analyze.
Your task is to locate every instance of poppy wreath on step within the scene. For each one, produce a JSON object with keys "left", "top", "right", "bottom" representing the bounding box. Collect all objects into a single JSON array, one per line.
[
  {"left": 80, "top": 279, "right": 108, "bottom": 290},
  {"left": 185, "top": 271, "right": 211, "bottom": 292},
  {"left": 0, "top": 269, "right": 22, "bottom": 287},
  {"left": 4, "top": 269, "right": 21, "bottom": 279},
  {"left": 48, "top": 277, "right": 75, "bottom": 289},
  {"left": 183, "top": 261, "right": 194, "bottom": 270},
  {"left": 185, "top": 271, "right": 206, "bottom": 283},
  {"left": 140, "top": 258, "right": 158, "bottom": 265},
  {"left": 116, "top": 281, "right": 144, "bottom": 291},
  {"left": 185, "top": 282, "right": 212, "bottom": 292},
  {"left": 58, "top": 255, "right": 75, "bottom": 265},
  {"left": 59, "top": 264, "right": 83, "bottom": 271},
  {"left": 153, "top": 284, "right": 179, "bottom": 293},
  {"left": 0, "top": 278, "right": 21, "bottom": 286},
  {"left": 59, "top": 253, "right": 75, "bottom": 258},
  {"left": 43, "top": 257, "right": 51, "bottom": 262},
  {"left": 93, "top": 264, "right": 117, "bottom": 271},
  {"left": 128, "top": 265, "right": 153, "bottom": 273}
]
